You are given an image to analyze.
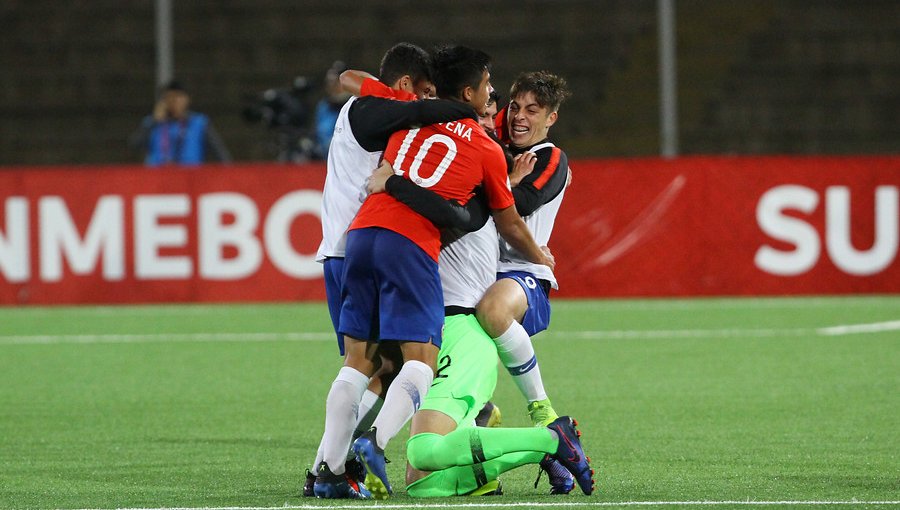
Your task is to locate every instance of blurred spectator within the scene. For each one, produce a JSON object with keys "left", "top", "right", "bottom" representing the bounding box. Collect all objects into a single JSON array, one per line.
[
  {"left": 129, "top": 80, "right": 232, "bottom": 166},
  {"left": 314, "top": 61, "right": 351, "bottom": 158}
]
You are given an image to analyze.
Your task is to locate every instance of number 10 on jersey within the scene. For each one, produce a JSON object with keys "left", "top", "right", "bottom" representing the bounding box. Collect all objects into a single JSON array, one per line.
[{"left": 392, "top": 128, "right": 459, "bottom": 188}]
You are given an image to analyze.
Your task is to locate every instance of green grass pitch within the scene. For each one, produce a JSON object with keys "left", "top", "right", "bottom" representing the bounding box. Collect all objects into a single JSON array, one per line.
[{"left": 0, "top": 297, "right": 897, "bottom": 510}]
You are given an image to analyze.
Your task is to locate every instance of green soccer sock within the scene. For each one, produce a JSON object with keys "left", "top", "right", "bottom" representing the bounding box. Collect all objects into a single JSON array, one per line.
[
  {"left": 407, "top": 451, "right": 546, "bottom": 497},
  {"left": 407, "top": 426, "right": 557, "bottom": 472}
]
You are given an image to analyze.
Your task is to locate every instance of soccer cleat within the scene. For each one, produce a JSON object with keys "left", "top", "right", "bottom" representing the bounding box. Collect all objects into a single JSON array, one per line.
[
  {"left": 527, "top": 398, "right": 560, "bottom": 427},
  {"left": 534, "top": 454, "right": 575, "bottom": 495},
  {"left": 302, "top": 468, "right": 316, "bottom": 497},
  {"left": 312, "top": 462, "right": 369, "bottom": 499},
  {"left": 547, "top": 416, "right": 595, "bottom": 495},
  {"left": 467, "top": 478, "right": 503, "bottom": 496},
  {"left": 475, "top": 401, "right": 503, "bottom": 428},
  {"left": 352, "top": 428, "right": 392, "bottom": 499}
]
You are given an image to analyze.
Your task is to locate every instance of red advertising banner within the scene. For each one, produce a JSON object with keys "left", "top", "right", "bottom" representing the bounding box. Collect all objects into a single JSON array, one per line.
[
  {"left": 1, "top": 156, "right": 898, "bottom": 304},
  {"left": 0, "top": 164, "right": 327, "bottom": 304},
  {"left": 554, "top": 156, "right": 900, "bottom": 296}
]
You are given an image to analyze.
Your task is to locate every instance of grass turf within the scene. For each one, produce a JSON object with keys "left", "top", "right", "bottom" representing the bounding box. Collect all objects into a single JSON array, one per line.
[{"left": 0, "top": 297, "right": 897, "bottom": 509}]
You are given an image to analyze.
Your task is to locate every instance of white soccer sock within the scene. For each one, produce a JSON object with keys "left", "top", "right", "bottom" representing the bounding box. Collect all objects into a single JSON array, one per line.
[
  {"left": 493, "top": 321, "right": 548, "bottom": 402},
  {"left": 371, "top": 360, "right": 434, "bottom": 450},
  {"left": 321, "top": 366, "right": 369, "bottom": 474},
  {"left": 355, "top": 390, "right": 383, "bottom": 433},
  {"left": 356, "top": 389, "right": 381, "bottom": 429}
]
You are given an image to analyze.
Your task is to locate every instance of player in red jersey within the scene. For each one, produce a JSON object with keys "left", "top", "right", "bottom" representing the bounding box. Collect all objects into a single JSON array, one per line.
[{"left": 311, "top": 43, "right": 487, "bottom": 500}]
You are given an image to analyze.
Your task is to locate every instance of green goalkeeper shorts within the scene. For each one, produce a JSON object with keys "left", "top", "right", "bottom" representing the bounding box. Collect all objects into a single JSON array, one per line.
[{"left": 419, "top": 313, "right": 499, "bottom": 426}]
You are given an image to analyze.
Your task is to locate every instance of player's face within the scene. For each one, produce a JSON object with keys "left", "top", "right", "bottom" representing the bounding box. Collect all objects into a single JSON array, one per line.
[
  {"left": 507, "top": 91, "right": 558, "bottom": 148},
  {"left": 466, "top": 70, "right": 493, "bottom": 116},
  {"left": 413, "top": 80, "right": 436, "bottom": 99},
  {"left": 478, "top": 100, "right": 498, "bottom": 134}
]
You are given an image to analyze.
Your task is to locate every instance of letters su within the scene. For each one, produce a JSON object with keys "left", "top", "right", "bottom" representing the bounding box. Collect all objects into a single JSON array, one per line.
[{"left": 755, "top": 185, "right": 898, "bottom": 276}]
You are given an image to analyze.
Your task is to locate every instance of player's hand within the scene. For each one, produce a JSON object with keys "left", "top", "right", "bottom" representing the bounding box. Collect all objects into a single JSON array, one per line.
[
  {"left": 509, "top": 152, "right": 536, "bottom": 187},
  {"left": 540, "top": 245, "right": 556, "bottom": 271},
  {"left": 366, "top": 161, "right": 394, "bottom": 194},
  {"left": 152, "top": 99, "right": 167, "bottom": 122},
  {"left": 566, "top": 166, "right": 573, "bottom": 188},
  {"left": 542, "top": 251, "right": 556, "bottom": 271}
]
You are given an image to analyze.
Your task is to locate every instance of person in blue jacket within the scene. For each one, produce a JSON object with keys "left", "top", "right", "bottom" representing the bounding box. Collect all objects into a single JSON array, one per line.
[
  {"left": 314, "top": 61, "right": 351, "bottom": 158},
  {"left": 130, "top": 80, "right": 232, "bottom": 166}
]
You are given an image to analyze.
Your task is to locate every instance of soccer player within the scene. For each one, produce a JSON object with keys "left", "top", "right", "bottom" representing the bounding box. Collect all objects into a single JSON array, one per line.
[
  {"left": 317, "top": 45, "right": 554, "bottom": 500},
  {"left": 476, "top": 71, "right": 573, "bottom": 427},
  {"left": 310, "top": 42, "right": 483, "bottom": 499}
]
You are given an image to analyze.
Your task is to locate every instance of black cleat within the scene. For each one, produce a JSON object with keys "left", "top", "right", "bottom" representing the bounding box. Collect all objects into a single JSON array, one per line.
[{"left": 547, "top": 416, "right": 595, "bottom": 495}]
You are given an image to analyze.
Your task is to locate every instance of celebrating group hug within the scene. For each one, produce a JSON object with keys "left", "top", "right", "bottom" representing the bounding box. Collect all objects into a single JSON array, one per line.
[{"left": 306, "top": 41, "right": 595, "bottom": 499}]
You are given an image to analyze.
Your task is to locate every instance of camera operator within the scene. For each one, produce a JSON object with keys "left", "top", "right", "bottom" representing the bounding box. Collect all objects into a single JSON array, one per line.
[
  {"left": 242, "top": 76, "right": 319, "bottom": 163},
  {"left": 129, "top": 80, "right": 232, "bottom": 166}
]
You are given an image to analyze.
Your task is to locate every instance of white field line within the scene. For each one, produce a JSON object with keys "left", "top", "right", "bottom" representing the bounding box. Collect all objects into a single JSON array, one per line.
[
  {"left": 2, "top": 319, "right": 898, "bottom": 346},
  {"left": 817, "top": 319, "right": 900, "bottom": 336},
  {"left": 68, "top": 500, "right": 900, "bottom": 510}
]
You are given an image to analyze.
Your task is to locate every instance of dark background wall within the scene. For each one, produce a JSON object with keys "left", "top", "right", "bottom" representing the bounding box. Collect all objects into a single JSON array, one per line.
[{"left": 1, "top": 0, "right": 897, "bottom": 166}]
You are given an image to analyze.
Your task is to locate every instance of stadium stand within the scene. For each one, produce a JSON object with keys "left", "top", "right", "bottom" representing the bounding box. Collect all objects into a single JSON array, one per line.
[{"left": 0, "top": 0, "right": 896, "bottom": 165}]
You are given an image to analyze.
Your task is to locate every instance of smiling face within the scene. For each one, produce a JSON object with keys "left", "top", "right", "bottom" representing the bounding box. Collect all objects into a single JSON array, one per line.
[{"left": 507, "top": 90, "right": 557, "bottom": 148}]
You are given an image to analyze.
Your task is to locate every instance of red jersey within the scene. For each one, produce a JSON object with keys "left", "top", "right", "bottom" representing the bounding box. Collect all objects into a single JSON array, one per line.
[
  {"left": 494, "top": 104, "right": 510, "bottom": 144},
  {"left": 349, "top": 117, "right": 514, "bottom": 260},
  {"left": 360, "top": 78, "right": 417, "bottom": 101}
]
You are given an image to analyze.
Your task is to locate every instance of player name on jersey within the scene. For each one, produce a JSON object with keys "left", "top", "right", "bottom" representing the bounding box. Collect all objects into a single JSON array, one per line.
[{"left": 441, "top": 121, "right": 473, "bottom": 142}]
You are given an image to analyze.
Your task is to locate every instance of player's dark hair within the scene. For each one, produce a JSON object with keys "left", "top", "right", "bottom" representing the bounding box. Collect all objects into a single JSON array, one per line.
[
  {"left": 379, "top": 42, "right": 433, "bottom": 88},
  {"left": 488, "top": 90, "right": 501, "bottom": 107},
  {"left": 509, "top": 71, "right": 571, "bottom": 112},
  {"left": 430, "top": 45, "right": 492, "bottom": 100}
]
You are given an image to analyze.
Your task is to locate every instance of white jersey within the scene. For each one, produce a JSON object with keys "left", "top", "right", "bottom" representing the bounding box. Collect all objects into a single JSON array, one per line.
[
  {"left": 440, "top": 218, "right": 499, "bottom": 308},
  {"left": 498, "top": 142, "right": 566, "bottom": 289},
  {"left": 315, "top": 96, "right": 383, "bottom": 262}
]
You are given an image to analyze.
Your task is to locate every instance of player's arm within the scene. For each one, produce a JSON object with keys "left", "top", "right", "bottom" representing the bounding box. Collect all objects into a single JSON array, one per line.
[
  {"left": 386, "top": 177, "right": 489, "bottom": 232},
  {"left": 512, "top": 147, "right": 569, "bottom": 216},
  {"left": 339, "top": 70, "right": 375, "bottom": 96},
  {"left": 366, "top": 161, "right": 489, "bottom": 232},
  {"left": 349, "top": 97, "right": 477, "bottom": 152}
]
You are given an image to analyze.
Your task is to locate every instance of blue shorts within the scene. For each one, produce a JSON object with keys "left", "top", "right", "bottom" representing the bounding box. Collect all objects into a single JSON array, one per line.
[
  {"left": 339, "top": 228, "right": 443, "bottom": 347},
  {"left": 497, "top": 271, "right": 551, "bottom": 336},
  {"left": 322, "top": 257, "right": 346, "bottom": 354}
]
